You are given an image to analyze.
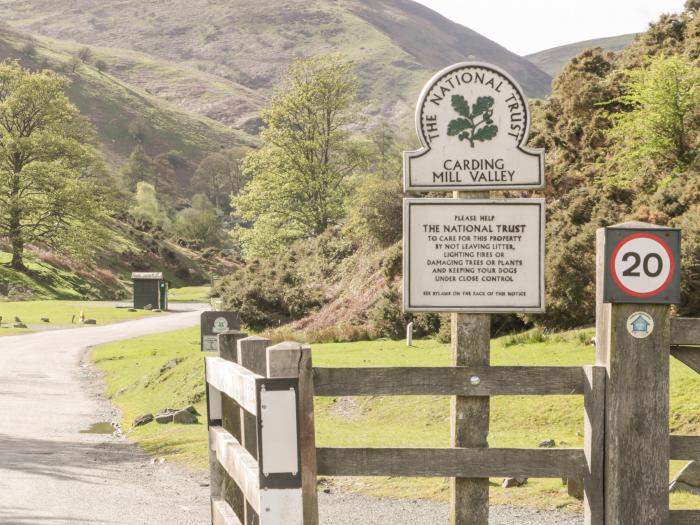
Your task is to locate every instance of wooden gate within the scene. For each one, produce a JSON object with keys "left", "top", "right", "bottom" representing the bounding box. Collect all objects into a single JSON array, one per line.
[{"left": 205, "top": 225, "right": 700, "bottom": 525}]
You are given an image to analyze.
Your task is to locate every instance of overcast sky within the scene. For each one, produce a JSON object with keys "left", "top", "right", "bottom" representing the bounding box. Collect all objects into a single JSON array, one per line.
[{"left": 413, "top": 0, "right": 687, "bottom": 55}]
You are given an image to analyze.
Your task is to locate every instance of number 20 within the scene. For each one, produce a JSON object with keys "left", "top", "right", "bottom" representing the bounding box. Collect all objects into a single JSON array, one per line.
[{"left": 622, "top": 252, "right": 663, "bottom": 278}]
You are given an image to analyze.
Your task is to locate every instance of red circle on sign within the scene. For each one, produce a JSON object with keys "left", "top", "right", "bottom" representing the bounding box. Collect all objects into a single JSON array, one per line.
[{"left": 610, "top": 233, "right": 675, "bottom": 298}]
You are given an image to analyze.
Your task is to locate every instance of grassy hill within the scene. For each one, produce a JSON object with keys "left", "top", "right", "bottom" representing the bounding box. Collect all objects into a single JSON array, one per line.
[
  {"left": 525, "top": 33, "right": 637, "bottom": 76},
  {"left": 0, "top": 25, "right": 256, "bottom": 183},
  {"left": 0, "top": 0, "right": 553, "bottom": 137}
]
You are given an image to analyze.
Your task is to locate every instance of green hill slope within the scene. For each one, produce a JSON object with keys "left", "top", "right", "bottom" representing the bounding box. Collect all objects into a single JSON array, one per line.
[
  {"left": 525, "top": 33, "right": 637, "bottom": 76},
  {"left": 0, "top": 0, "right": 553, "bottom": 134},
  {"left": 0, "top": 25, "right": 256, "bottom": 183}
]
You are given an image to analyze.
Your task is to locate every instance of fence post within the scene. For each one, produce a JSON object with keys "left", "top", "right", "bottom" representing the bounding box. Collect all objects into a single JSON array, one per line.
[
  {"left": 267, "top": 342, "right": 319, "bottom": 525},
  {"left": 583, "top": 366, "right": 605, "bottom": 525},
  {"left": 205, "top": 357, "right": 225, "bottom": 524},
  {"left": 238, "top": 336, "right": 272, "bottom": 525},
  {"left": 596, "top": 225, "right": 671, "bottom": 524},
  {"left": 218, "top": 330, "right": 248, "bottom": 523}
]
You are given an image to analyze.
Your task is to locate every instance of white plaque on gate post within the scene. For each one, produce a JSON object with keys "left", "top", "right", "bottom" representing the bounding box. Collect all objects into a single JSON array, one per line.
[
  {"left": 404, "top": 198, "right": 545, "bottom": 313},
  {"left": 404, "top": 62, "right": 544, "bottom": 192}
]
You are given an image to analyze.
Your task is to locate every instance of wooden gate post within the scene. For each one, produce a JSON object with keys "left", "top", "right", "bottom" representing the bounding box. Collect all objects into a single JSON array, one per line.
[
  {"left": 596, "top": 224, "right": 672, "bottom": 524},
  {"left": 450, "top": 190, "right": 490, "bottom": 525}
]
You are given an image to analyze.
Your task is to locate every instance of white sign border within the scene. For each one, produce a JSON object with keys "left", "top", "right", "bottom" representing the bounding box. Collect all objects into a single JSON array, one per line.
[
  {"left": 403, "top": 198, "right": 546, "bottom": 313},
  {"left": 403, "top": 61, "right": 545, "bottom": 192}
]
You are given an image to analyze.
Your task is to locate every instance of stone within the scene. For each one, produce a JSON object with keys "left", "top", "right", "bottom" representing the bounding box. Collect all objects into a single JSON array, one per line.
[
  {"left": 14, "top": 316, "right": 22, "bottom": 323},
  {"left": 40, "top": 317, "right": 50, "bottom": 323},
  {"left": 670, "top": 461, "right": 700, "bottom": 496},
  {"left": 133, "top": 413, "right": 154, "bottom": 427},
  {"left": 567, "top": 478, "right": 584, "bottom": 500},
  {"left": 83, "top": 319, "right": 97, "bottom": 325},
  {"left": 184, "top": 405, "right": 200, "bottom": 416},
  {"left": 155, "top": 408, "right": 177, "bottom": 424},
  {"left": 502, "top": 477, "right": 528, "bottom": 488},
  {"left": 159, "top": 358, "right": 183, "bottom": 374},
  {"left": 143, "top": 304, "right": 153, "bottom": 311},
  {"left": 128, "top": 308, "right": 138, "bottom": 312},
  {"left": 173, "top": 408, "right": 198, "bottom": 424},
  {"left": 154, "top": 309, "right": 162, "bottom": 313},
  {"left": 538, "top": 439, "right": 556, "bottom": 448},
  {"left": 13, "top": 323, "right": 27, "bottom": 329}
]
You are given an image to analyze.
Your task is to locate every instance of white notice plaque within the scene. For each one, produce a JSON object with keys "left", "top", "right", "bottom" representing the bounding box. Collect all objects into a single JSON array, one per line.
[
  {"left": 404, "top": 199, "right": 545, "bottom": 313},
  {"left": 404, "top": 62, "right": 544, "bottom": 192}
]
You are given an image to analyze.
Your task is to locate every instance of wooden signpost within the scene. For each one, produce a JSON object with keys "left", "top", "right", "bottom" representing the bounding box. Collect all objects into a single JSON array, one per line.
[{"left": 403, "top": 62, "right": 545, "bottom": 525}]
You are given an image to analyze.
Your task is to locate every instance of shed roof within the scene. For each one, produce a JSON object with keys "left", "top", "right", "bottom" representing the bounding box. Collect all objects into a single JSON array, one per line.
[{"left": 131, "top": 272, "right": 164, "bottom": 280}]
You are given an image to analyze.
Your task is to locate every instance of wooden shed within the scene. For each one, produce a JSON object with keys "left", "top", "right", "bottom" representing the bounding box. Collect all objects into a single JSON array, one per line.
[{"left": 131, "top": 272, "right": 168, "bottom": 310}]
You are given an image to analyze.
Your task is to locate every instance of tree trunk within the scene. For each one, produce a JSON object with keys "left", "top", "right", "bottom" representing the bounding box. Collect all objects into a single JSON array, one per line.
[{"left": 8, "top": 212, "right": 26, "bottom": 271}]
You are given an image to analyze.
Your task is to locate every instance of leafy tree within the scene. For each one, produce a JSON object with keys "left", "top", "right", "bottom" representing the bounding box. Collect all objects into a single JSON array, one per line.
[
  {"left": 0, "top": 61, "right": 108, "bottom": 270},
  {"left": 95, "top": 59, "right": 108, "bottom": 73},
  {"left": 607, "top": 55, "right": 700, "bottom": 188},
  {"left": 77, "top": 47, "right": 92, "bottom": 64},
  {"left": 192, "top": 147, "right": 247, "bottom": 211},
  {"left": 121, "top": 145, "right": 157, "bottom": 191},
  {"left": 174, "top": 193, "right": 223, "bottom": 246},
  {"left": 130, "top": 182, "right": 170, "bottom": 229},
  {"left": 232, "top": 55, "right": 361, "bottom": 256}
]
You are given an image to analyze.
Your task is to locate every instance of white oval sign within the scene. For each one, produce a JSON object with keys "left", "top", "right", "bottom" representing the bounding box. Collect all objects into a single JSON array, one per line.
[
  {"left": 212, "top": 317, "right": 229, "bottom": 333},
  {"left": 626, "top": 312, "right": 655, "bottom": 339},
  {"left": 611, "top": 233, "right": 675, "bottom": 298},
  {"left": 404, "top": 62, "right": 544, "bottom": 192}
]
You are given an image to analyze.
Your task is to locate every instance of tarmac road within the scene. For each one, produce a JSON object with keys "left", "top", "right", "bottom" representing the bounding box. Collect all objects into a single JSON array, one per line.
[{"left": 0, "top": 308, "right": 211, "bottom": 525}]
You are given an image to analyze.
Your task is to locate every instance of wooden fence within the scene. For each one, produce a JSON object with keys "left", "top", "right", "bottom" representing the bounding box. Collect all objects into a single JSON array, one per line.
[{"left": 205, "top": 321, "right": 700, "bottom": 525}]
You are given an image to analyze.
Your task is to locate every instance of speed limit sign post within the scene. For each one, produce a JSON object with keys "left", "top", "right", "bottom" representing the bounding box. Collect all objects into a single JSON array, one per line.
[{"left": 596, "top": 222, "right": 680, "bottom": 524}]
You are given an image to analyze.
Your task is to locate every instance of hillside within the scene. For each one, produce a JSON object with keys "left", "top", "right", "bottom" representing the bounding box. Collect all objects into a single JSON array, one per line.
[
  {"left": 0, "top": 25, "right": 256, "bottom": 185},
  {"left": 0, "top": 0, "right": 553, "bottom": 136},
  {"left": 525, "top": 33, "right": 637, "bottom": 76}
]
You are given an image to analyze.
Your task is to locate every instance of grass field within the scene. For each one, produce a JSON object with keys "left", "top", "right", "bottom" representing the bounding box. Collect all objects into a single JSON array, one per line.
[
  {"left": 0, "top": 300, "right": 162, "bottom": 335},
  {"left": 168, "top": 286, "right": 212, "bottom": 303},
  {"left": 92, "top": 327, "right": 700, "bottom": 511}
]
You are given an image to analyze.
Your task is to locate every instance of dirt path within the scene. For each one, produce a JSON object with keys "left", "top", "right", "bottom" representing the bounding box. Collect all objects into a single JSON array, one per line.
[{"left": 0, "top": 309, "right": 210, "bottom": 525}]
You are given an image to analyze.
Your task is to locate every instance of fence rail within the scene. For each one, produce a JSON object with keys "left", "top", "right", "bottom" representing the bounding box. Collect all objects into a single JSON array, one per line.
[
  {"left": 670, "top": 317, "right": 700, "bottom": 346},
  {"left": 670, "top": 510, "right": 700, "bottom": 525},
  {"left": 313, "top": 365, "right": 584, "bottom": 396}
]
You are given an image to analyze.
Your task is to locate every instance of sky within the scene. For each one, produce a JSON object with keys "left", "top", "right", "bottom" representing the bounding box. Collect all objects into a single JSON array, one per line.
[{"left": 413, "top": 0, "right": 688, "bottom": 56}]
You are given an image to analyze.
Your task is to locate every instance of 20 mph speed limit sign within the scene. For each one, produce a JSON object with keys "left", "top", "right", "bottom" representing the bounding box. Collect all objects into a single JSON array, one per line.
[{"left": 604, "top": 226, "right": 681, "bottom": 304}]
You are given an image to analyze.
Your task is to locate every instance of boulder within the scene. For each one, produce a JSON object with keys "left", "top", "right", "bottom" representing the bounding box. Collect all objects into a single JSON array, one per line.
[
  {"left": 184, "top": 405, "right": 200, "bottom": 416},
  {"left": 143, "top": 304, "right": 153, "bottom": 311},
  {"left": 670, "top": 461, "right": 700, "bottom": 496},
  {"left": 14, "top": 316, "right": 22, "bottom": 323},
  {"left": 133, "top": 413, "right": 154, "bottom": 427},
  {"left": 173, "top": 408, "right": 198, "bottom": 424},
  {"left": 83, "top": 319, "right": 97, "bottom": 325},
  {"left": 155, "top": 408, "right": 178, "bottom": 424},
  {"left": 502, "top": 477, "right": 527, "bottom": 488},
  {"left": 40, "top": 317, "right": 50, "bottom": 323},
  {"left": 13, "top": 323, "right": 27, "bottom": 329},
  {"left": 159, "top": 358, "right": 183, "bottom": 374},
  {"left": 538, "top": 439, "right": 556, "bottom": 448},
  {"left": 128, "top": 308, "right": 138, "bottom": 312}
]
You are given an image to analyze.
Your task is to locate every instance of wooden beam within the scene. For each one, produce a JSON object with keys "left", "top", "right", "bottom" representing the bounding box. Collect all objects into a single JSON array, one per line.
[
  {"left": 671, "top": 318, "right": 700, "bottom": 346},
  {"left": 210, "top": 426, "right": 261, "bottom": 515},
  {"left": 316, "top": 447, "right": 586, "bottom": 479},
  {"left": 313, "top": 366, "right": 584, "bottom": 397},
  {"left": 583, "top": 366, "right": 605, "bottom": 525},
  {"left": 670, "top": 510, "right": 700, "bottom": 525},
  {"left": 206, "top": 357, "right": 262, "bottom": 416},
  {"left": 670, "top": 435, "right": 700, "bottom": 460},
  {"left": 671, "top": 346, "right": 700, "bottom": 375},
  {"left": 212, "top": 497, "right": 242, "bottom": 525}
]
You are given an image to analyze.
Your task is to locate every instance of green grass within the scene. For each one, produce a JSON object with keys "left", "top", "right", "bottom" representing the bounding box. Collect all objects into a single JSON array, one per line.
[
  {"left": 92, "top": 327, "right": 700, "bottom": 510},
  {"left": 169, "top": 286, "right": 212, "bottom": 302},
  {"left": 0, "top": 300, "right": 162, "bottom": 334}
]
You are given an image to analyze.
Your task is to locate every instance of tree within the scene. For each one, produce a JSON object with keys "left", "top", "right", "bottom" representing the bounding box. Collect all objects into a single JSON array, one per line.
[
  {"left": 0, "top": 61, "right": 108, "bottom": 270},
  {"left": 121, "top": 145, "right": 157, "bottom": 191},
  {"left": 192, "top": 147, "right": 247, "bottom": 211},
  {"left": 174, "top": 194, "right": 223, "bottom": 246},
  {"left": 607, "top": 55, "right": 700, "bottom": 188},
  {"left": 232, "top": 55, "right": 361, "bottom": 256},
  {"left": 130, "top": 182, "right": 170, "bottom": 229},
  {"left": 95, "top": 59, "right": 108, "bottom": 73},
  {"left": 77, "top": 47, "right": 92, "bottom": 64}
]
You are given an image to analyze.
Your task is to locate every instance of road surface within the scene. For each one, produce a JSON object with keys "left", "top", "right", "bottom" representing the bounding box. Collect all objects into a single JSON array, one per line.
[{"left": 0, "top": 308, "right": 211, "bottom": 525}]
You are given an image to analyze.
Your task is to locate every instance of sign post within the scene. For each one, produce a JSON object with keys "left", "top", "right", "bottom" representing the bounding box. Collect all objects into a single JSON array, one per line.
[
  {"left": 201, "top": 311, "right": 241, "bottom": 353},
  {"left": 596, "top": 222, "right": 680, "bottom": 524},
  {"left": 403, "top": 62, "right": 545, "bottom": 525}
]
